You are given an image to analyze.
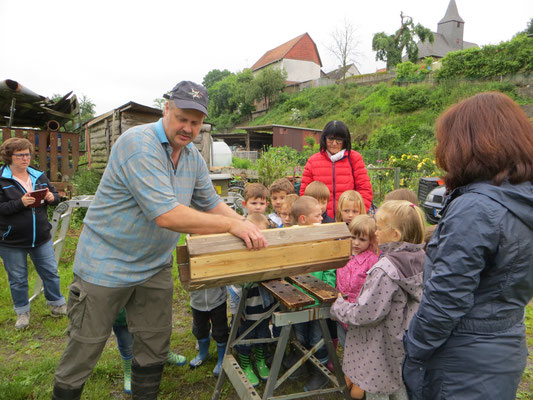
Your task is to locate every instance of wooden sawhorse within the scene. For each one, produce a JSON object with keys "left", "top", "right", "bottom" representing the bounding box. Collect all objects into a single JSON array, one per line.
[{"left": 211, "top": 274, "right": 350, "bottom": 400}]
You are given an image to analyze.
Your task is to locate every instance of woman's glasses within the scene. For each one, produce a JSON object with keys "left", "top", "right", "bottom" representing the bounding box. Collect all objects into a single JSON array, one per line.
[
  {"left": 12, "top": 153, "right": 31, "bottom": 159},
  {"left": 326, "top": 137, "right": 343, "bottom": 144}
]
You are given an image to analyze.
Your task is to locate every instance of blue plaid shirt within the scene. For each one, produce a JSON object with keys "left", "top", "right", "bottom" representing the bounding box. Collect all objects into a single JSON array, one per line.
[{"left": 73, "top": 119, "right": 221, "bottom": 287}]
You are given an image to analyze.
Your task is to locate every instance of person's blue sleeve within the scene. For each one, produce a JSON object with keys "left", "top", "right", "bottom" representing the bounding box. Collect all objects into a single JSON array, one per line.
[{"left": 404, "top": 194, "right": 499, "bottom": 362}]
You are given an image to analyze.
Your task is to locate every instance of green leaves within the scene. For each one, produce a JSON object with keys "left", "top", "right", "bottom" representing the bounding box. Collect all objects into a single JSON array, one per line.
[
  {"left": 436, "top": 35, "right": 533, "bottom": 80},
  {"left": 372, "top": 12, "right": 434, "bottom": 69}
]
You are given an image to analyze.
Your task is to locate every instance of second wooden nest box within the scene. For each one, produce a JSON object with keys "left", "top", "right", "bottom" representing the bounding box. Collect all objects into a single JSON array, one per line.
[{"left": 178, "top": 222, "right": 352, "bottom": 290}]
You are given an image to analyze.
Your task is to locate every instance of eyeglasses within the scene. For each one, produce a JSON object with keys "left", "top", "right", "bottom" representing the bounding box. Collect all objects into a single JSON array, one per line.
[
  {"left": 326, "top": 137, "right": 343, "bottom": 144},
  {"left": 12, "top": 153, "right": 31, "bottom": 159}
]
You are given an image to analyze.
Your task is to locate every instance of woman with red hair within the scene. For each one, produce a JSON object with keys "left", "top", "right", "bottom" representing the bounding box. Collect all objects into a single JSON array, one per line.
[{"left": 403, "top": 92, "right": 533, "bottom": 400}]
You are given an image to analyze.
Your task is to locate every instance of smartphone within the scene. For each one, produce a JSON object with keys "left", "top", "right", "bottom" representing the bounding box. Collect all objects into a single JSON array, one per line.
[{"left": 28, "top": 188, "right": 48, "bottom": 208}]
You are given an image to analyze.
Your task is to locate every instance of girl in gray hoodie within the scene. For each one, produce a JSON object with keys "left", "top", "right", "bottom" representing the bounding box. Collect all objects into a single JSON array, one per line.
[{"left": 331, "top": 200, "right": 426, "bottom": 400}]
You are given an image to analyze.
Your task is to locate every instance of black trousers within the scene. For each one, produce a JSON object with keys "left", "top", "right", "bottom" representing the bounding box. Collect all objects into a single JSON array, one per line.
[{"left": 191, "top": 302, "right": 229, "bottom": 343}]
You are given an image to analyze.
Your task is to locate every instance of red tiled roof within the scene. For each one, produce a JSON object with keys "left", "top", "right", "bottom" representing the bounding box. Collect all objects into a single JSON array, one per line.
[{"left": 251, "top": 33, "right": 322, "bottom": 71}]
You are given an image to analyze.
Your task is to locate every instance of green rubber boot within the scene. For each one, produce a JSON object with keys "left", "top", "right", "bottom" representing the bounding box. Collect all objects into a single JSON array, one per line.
[
  {"left": 239, "top": 353, "right": 259, "bottom": 387},
  {"left": 253, "top": 346, "right": 270, "bottom": 381},
  {"left": 122, "top": 358, "right": 132, "bottom": 394}
]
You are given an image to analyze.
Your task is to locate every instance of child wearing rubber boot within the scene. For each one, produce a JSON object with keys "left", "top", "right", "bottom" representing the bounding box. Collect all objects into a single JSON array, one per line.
[
  {"left": 228, "top": 283, "right": 274, "bottom": 387},
  {"left": 289, "top": 196, "right": 334, "bottom": 392},
  {"left": 112, "top": 309, "right": 187, "bottom": 394},
  {"left": 227, "top": 212, "right": 274, "bottom": 387},
  {"left": 189, "top": 286, "right": 229, "bottom": 376}
]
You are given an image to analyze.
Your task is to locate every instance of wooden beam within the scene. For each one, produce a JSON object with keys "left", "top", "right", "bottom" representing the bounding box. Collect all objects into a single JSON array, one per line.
[
  {"left": 189, "top": 238, "right": 351, "bottom": 279},
  {"left": 183, "top": 259, "right": 348, "bottom": 290},
  {"left": 186, "top": 223, "right": 351, "bottom": 256}
]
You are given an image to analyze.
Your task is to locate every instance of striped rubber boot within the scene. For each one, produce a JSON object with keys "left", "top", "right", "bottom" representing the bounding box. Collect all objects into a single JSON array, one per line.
[
  {"left": 239, "top": 353, "right": 259, "bottom": 387},
  {"left": 253, "top": 346, "right": 270, "bottom": 381},
  {"left": 122, "top": 358, "right": 132, "bottom": 394}
]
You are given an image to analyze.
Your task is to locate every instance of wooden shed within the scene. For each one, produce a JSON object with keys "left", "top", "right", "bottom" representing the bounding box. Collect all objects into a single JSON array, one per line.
[
  {"left": 237, "top": 124, "right": 322, "bottom": 151},
  {"left": 85, "top": 101, "right": 212, "bottom": 172}
]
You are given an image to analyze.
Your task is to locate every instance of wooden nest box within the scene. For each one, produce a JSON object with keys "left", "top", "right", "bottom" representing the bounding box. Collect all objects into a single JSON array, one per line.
[{"left": 178, "top": 223, "right": 352, "bottom": 290}]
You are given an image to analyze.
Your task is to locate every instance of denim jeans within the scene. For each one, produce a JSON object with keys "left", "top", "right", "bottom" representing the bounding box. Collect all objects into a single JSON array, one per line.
[
  {"left": 0, "top": 240, "right": 65, "bottom": 314},
  {"left": 293, "top": 320, "right": 328, "bottom": 364},
  {"left": 235, "top": 317, "right": 271, "bottom": 356},
  {"left": 337, "top": 322, "right": 347, "bottom": 348},
  {"left": 113, "top": 324, "right": 134, "bottom": 360}
]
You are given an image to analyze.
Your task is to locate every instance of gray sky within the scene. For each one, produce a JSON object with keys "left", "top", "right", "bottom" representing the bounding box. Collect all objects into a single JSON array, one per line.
[{"left": 1, "top": 0, "right": 531, "bottom": 115}]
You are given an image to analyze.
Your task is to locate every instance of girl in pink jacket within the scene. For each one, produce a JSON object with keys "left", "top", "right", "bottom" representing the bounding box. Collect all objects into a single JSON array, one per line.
[
  {"left": 336, "top": 214, "right": 379, "bottom": 399},
  {"left": 336, "top": 215, "right": 379, "bottom": 344}
]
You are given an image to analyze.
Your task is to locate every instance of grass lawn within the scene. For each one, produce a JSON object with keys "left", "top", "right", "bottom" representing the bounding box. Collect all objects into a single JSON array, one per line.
[{"left": 0, "top": 230, "right": 531, "bottom": 400}]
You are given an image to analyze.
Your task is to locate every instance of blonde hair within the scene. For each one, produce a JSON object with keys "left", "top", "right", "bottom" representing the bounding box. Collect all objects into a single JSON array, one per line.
[
  {"left": 348, "top": 215, "right": 377, "bottom": 243},
  {"left": 269, "top": 178, "right": 295, "bottom": 195},
  {"left": 247, "top": 212, "right": 269, "bottom": 230},
  {"left": 384, "top": 188, "right": 418, "bottom": 206},
  {"left": 304, "top": 181, "right": 330, "bottom": 201},
  {"left": 290, "top": 196, "right": 318, "bottom": 223},
  {"left": 243, "top": 183, "right": 269, "bottom": 201},
  {"left": 336, "top": 190, "right": 365, "bottom": 222},
  {"left": 376, "top": 200, "right": 425, "bottom": 244}
]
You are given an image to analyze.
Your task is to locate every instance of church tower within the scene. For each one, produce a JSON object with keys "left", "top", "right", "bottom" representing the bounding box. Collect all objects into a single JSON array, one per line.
[{"left": 437, "top": 0, "right": 465, "bottom": 49}]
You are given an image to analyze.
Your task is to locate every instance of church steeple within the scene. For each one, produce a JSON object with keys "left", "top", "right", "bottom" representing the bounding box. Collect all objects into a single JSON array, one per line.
[
  {"left": 439, "top": 0, "right": 464, "bottom": 24},
  {"left": 437, "top": 0, "right": 464, "bottom": 49}
]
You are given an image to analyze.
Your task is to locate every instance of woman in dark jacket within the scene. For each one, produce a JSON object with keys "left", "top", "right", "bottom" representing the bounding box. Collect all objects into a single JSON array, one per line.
[
  {"left": 403, "top": 92, "right": 533, "bottom": 400},
  {"left": 300, "top": 120, "right": 373, "bottom": 218},
  {"left": 0, "top": 137, "right": 66, "bottom": 329}
]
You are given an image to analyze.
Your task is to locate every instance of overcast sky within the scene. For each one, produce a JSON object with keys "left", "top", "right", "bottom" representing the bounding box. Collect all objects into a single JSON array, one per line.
[{"left": 1, "top": 0, "right": 531, "bottom": 115}]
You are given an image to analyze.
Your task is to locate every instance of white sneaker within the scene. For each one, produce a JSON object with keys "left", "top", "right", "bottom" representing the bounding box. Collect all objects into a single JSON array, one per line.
[
  {"left": 15, "top": 312, "right": 30, "bottom": 329},
  {"left": 51, "top": 304, "right": 67, "bottom": 317}
]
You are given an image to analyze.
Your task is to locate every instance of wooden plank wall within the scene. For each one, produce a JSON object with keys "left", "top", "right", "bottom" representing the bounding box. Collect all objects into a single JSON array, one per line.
[
  {"left": 1, "top": 127, "right": 80, "bottom": 183},
  {"left": 88, "top": 110, "right": 212, "bottom": 173}
]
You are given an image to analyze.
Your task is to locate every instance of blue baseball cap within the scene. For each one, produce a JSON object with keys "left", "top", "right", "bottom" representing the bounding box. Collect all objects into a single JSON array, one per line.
[{"left": 163, "top": 81, "right": 208, "bottom": 116}]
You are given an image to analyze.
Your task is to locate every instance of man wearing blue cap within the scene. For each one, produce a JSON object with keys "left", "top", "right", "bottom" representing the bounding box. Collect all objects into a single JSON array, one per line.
[{"left": 52, "top": 81, "right": 267, "bottom": 400}]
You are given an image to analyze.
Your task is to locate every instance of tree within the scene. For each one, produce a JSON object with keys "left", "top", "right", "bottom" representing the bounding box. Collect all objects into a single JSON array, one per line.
[
  {"left": 327, "top": 19, "right": 361, "bottom": 85},
  {"left": 52, "top": 93, "right": 96, "bottom": 132},
  {"left": 372, "top": 12, "right": 434, "bottom": 69},
  {"left": 252, "top": 68, "right": 287, "bottom": 110},
  {"left": 202, "top": 69, "right": 232, "bottom": 89},
  {"left": 152, "top": 97, "right": 166, "bottom": 110}
]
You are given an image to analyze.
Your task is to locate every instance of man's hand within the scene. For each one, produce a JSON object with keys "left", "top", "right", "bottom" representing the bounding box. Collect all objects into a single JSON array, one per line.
[{"left": 228, "top": 219, "right": 267, "bottom": 250}]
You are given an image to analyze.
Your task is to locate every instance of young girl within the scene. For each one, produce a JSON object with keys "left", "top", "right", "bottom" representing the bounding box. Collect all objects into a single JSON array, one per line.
[
  {"left": 335, "top": 215, "right": 379, "bottom": 398},
  {"left": 331, "top": 200, "right": 426, "bottom": 400},
  {"left": 336, "top": 190, "right": 366, "bottom": 224}
]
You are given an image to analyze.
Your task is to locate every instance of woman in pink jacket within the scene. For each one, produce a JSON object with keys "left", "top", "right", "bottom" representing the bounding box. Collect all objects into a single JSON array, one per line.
[{"left": 299, "top": 120, "right": 373, "bottom": 218}]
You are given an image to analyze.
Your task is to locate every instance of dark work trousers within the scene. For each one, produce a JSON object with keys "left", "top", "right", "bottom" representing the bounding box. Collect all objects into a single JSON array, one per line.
[{"left": 54, "top": 266, "right": 173, "bottom": 389}]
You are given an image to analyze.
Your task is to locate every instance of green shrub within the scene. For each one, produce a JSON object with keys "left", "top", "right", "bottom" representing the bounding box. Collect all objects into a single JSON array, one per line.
[
  {"left": 254, "top": 147, "right": 293, "bottom": 187},
  {"left": 71, "top": 158, "right": 102, "bottom": 195},
  {"left": 231, "top": 157, "right": 252, "bottom": 169},
  {"left": 389, "top": 86, "right": 432, "bottom": 113},
  {"left": 436, "top": 34, "right": 533, "bottom": 80}
]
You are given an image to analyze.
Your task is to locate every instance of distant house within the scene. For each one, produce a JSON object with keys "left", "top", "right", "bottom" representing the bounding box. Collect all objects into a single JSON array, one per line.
[
  {"left": 326, "top": 64, "right": 361, "bottom": 82},
  {"left": 251, "top": 33, "right": 323, "bottom": 84},
  {"left": 411, "top": 0, "right": 478, "bottom": 61}
]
